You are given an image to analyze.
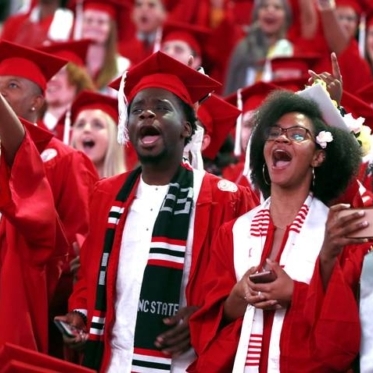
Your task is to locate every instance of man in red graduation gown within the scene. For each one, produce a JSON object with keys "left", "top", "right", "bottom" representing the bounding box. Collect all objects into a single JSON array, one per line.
[
  {"left": 58, "top": 52, "right": 258, "bottom": 372},
  {"left": 0, "top": 41, "right": 99, "bottom": 357},
  {"left": 0, "top": 92, "right": 65, "bottom": 353}
]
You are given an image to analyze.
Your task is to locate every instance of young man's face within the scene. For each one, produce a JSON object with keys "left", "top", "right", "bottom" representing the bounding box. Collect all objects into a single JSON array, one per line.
[
  {"left": 161, "top": 40, "right": 200, "bottom": 69},
  {"left": 0, "top": 75, "right": 43, "bottom": 121},
  {"left": 132, "top": 0, "right": 167, "bottom": 34},
  {"left": 127, "top": 87, "right": 191, "bottom": 163}
]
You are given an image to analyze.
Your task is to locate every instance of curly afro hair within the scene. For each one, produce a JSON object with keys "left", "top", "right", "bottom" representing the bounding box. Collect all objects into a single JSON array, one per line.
[{"left": 250, "top": 90, "right": 362, "bottom": 205}]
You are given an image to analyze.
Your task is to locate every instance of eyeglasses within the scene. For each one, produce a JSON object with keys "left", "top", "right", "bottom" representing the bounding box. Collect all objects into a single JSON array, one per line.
[{"left": 266, "top": 125, "right": 313, "bottom": 142}]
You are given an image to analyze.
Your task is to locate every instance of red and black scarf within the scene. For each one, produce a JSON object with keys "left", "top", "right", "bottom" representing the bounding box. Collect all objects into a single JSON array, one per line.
[{"left": 83, "top": 164, "right": 194, "bottom": 372}]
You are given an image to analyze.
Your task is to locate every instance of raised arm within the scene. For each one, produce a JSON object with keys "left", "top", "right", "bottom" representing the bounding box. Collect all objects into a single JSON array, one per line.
[
  {"left": 0, "top": 93, "right": 25, "bottom": 165},
  {"left": 316, "top": 0, "right": 351, "bottom": 54}
]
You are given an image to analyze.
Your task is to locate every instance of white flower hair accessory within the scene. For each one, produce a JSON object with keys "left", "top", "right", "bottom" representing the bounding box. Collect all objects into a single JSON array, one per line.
[
  {"left": 343, "top": 113, "right": 365, "bottom": 134},
  {"left": 316, "top": 131, "right": 333, "bottom": 149}
]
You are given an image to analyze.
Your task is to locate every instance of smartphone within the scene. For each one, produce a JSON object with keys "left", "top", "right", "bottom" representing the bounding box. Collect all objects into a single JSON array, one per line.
[
  {"left": 249, "top": 270, "right": 277, "bottom": 284},
  {"left": 54, "top": 319, "right": 78, "bottom": 338},
  {"left": 338, "top": 208, "right": 373, "bottom": 239}
]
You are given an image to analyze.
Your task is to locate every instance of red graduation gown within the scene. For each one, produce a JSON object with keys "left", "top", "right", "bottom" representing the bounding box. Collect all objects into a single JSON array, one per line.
[
  {"left": 1, "top": 12, "right": 55, "bottom": 47},
  {"left": 69, "top": 171, "right": 258, "bottom": 372},
  {"left": 189, "top": 219, "right": 365, "bottom": 373},
  {"left": 23, "top": 122, "right": 98, "bottom": 357},
  {"left": 0, "top": 133, "right": 59, "bottom": 353}
]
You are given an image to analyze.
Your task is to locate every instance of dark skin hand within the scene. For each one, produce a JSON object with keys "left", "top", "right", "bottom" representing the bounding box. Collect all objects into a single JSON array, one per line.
[
  {"left": 54, "top": 313, "right": 88, "bottom": 351},
  {"left": 319, "top": 203, "right": 370, "bottom": 289},
  {"left": 154, "top": 305, "right": 199, "bottom": 357},
  {"left": 223, "top": 259, "right": 293, "bottom": 323},
  {"left": 308, "top": 52, "right": 343, "bottom": 106}
]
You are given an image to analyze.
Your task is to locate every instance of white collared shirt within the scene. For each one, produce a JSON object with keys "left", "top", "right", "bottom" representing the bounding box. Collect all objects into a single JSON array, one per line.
[{"left": 107, "top": 170, "right": 204, "bottom": 373}]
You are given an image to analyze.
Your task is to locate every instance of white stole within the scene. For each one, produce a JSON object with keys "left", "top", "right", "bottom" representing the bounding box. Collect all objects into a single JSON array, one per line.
[
  {"left": 29, "top": 7, "right": 74, "bottom": 42},
  {"left": 232, "top": 195, "right": 328, "bottom": 373},
  {"left": 359, "top": 250, "right": 373, "bottom": 372}
]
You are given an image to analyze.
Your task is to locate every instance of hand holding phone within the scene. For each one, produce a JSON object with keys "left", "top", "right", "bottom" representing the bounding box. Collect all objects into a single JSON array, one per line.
[
  {"left": 249, "top": 270, "right": 277, "bottom": 284},
  {"left": 54, "top": 319, "right": 79, "bottom": 338},
  {"left": 338, "top": 208, "right": 373, "bottom": 239}
]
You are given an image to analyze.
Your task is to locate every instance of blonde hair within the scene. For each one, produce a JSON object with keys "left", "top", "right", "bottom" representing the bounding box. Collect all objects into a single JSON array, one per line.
[
  {"left": 95, "top": 19, "right": 119, "bottom": 90},
  {"left": 66, "top": 62, "right": 95, "bottom": 94},
  {"left": 101, "top": 112, "right": 126, "bottom": 177},
  {"left": 71, "top": 110, "right": 126, "bottom": 178}
]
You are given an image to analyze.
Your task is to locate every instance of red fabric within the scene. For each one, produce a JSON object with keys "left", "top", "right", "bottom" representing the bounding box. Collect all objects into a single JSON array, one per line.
[
  {"left": 118, "top": 37, "right": 154, "bottom": 66},
  {"left": 0, "top": 342, "right": 96, "bottom": 372},
  {"left": 0, "top": 133, "right": 60, "bottom": 353},
  {"left": 23, "top": 122, "right": 99, "bottom": 357},
  {"left": 1, "top": 13, "right": 54, "bottom": 47},
  {"left": 69, "top": 171, "right": 258, "bottom": 372},
  {"left": 37, "top": 120, "right": 65, "bottom": 143},
  {"left": 189, "top": 218, "right": 364, "bottom": 372}
]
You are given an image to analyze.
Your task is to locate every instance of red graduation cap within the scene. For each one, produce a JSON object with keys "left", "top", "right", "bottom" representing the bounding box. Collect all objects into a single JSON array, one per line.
[
  {"left": 270, "top": 54, "right": 320, "bottom": 81},
  {"left": 0, "top": 41, "right": 68, "bottom": 92},
  {"left": 197, "top": 94, "right": 241, "bottom": 159},
  {"left": 69, "top": 0, "right": 130, "bottom": 20},
  {"left": 342, "top": 90, "right": 373, "bottom": 130},
  {"left": 225, "top": 81, "right": 279, "bottom": 114},
  {"left": 335, "top": 0, "right": 362, "bottom": 15},
  {"left": 38, "top": 39, "right": 92, "bottom": 67},
  {"left": 109, "top": 51, "right": 221, "bottom": 107},
  {"left": 0, "top": 343, "right": 95, "bottom": 373},
  {"left": 69, "top": 89, "right": 118, "bottom": 124},
  {"left": 161, "top": 21, "right": 211, "bottom": 57}
]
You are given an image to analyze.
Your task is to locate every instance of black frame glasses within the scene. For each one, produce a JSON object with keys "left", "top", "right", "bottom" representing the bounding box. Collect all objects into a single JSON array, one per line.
[{"left": 266, "top": 125, "right": 314, "bottom": 143}]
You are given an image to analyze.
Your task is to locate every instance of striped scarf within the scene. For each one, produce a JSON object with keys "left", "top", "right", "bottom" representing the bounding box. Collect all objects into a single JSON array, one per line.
[
  {"left": 83, "top": 165, "right": 194, "bottom": 372},
  {"left": 232, "top": 195, "right": 328, "bottom": 372}
]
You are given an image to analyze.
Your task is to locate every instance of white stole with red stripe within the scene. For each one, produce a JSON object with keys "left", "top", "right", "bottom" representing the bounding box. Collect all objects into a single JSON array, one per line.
[{"left": 232, "top": 194, "right": 328, "bottom": 373}]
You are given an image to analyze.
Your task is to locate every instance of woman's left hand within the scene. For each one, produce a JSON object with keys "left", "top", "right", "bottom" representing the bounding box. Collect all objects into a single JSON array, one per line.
[{"left": 248, "top": 259, "right": 294, "bottom": 309}]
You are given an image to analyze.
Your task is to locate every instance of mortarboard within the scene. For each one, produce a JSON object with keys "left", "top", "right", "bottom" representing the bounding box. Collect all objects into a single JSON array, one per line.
[
  {"left": 270, "top": 54, "right": 320, "bottom": 81},
  {"left": 161, "top": 21, "right": 211, "bottom": 57},
  {"left": 297, "top": 83, "right": 350, "bottom": 131},
  {"left": 38, "top": 39, "right": 92, "bottom": 67},
  {"left": 0, "top": 41, "right": 68, "bottom": 92},
  {"left": 109, "top": 51, "right": 221, "bottom": 107},
  {"left": 0, "top": 343, "right": 95, "bottom": 373},
  {"left": 69, "top": 90, "right": 119, "bottom": 124},
  {"left": 226, "top": 81, "right": 280, "bottom": 156},
  {"left": 197, "top": 94, "right": 241, "bottom": 160},
  {"left": 225, "top": 81, "right": 280, "bottom": 115},
  {"left": 70, "top": 0, "right": 130, "bottom": 20},
  {"left": 335, "top": 0, "right": 362, "bottom": 15},
  {"left": 109, "top": 51, "right": 221, "bottom": 144}
]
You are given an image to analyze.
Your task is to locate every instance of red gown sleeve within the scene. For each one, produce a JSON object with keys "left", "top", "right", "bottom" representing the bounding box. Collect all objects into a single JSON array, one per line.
[
  {"left": 189, "top": 221, "right": 242, "bottom": 373},
  {"left": 283, "top": 254, "right": 362, "bottom": 371},
  {"left": 0, "top": 133, "right": 57, "bottom": 264}
]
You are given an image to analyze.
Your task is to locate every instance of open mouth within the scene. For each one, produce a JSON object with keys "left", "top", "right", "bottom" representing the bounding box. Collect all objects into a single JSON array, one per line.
[
  {"left": 272, "top": 149, "right": 292, "bottom": 168},
  {"left": 82, "top": 139, "right": 95, "bottom": 150},
  {"left": 139, "top": 126, "right": 161, "bottom": 145}
]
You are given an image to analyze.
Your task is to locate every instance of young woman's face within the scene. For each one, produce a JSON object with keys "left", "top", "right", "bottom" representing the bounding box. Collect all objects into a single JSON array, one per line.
[
  {"left": 45, "top": 67, "right": 76, "bottom": 106},
  {"left": 257, "top": 0, "right": 287, "bottom": 37},
  {"left": 336, "top": 6, "right": 358, "bottom": 40},
  {"left": 72, "top": 109, "right": 109, "bottom": 166},
  {"left": 82, "top": 9, "right": 111, "bottom": 44},
  {"left": 263, "top": 112, "right": 318, "bottom": 190}
]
